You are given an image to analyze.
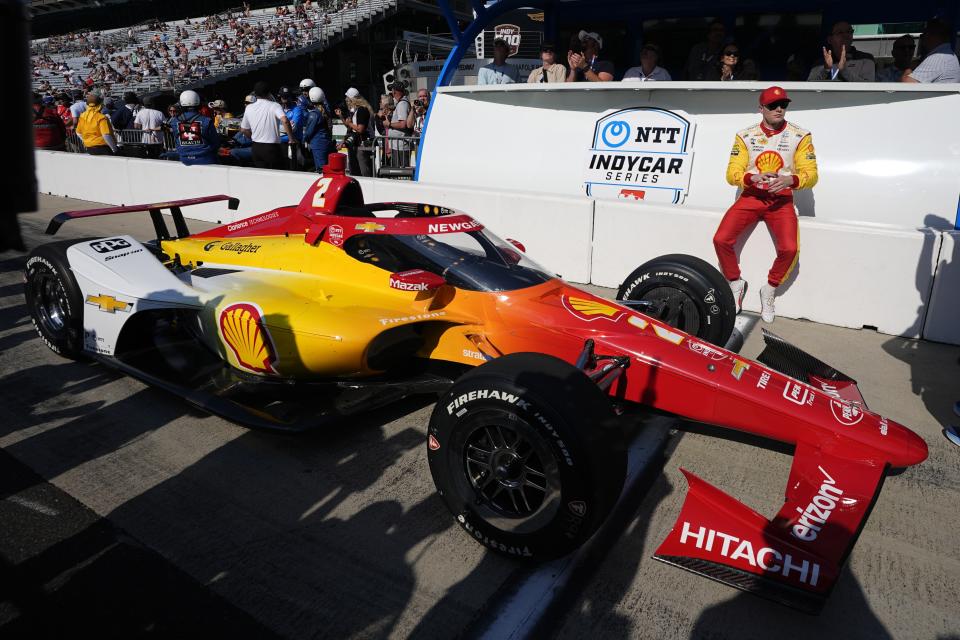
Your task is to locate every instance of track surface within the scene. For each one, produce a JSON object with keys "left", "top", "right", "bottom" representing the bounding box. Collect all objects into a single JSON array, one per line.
[{"left": 1, "top": 195, "right": 958, "bottom": 639}]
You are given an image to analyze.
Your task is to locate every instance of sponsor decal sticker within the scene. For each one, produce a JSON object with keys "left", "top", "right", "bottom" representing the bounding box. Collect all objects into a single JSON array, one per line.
[
  {"left": 203, "top": 241, "right": 262, "bottom": 254},
  {"left": 677, "top": 522, "right": 821, "bottom": 587},
  {"left": 878, "top": 417, "right": 888, "bottom": 436},
  {"left": 355, "top": 222, "right": 386, "bottom": 233},
  {"left": 85, "top": 294, "right": 132, "bottom": 313},
  {"left": 688, "top": 340, "right": 727, "bottom": 360},
  {"left": 783, "top": 381, "right": 814, "bottom": 406},
  {"left": 562, "top": 296, "right": 627, "bottom": 322},
  {"left": 89, "top": 238, "right": 131, "bottom": 253},
  {"left": 757, "top": 371, "right": 771, "bottom": 390},
  {"left": 327, "top": 224, "right": 344, "bottom": 247},
  {"left": 830, "top": 398, "right": 864, "bottom": 426},
  {"left": 378, "top": 311, "right": 446, "bottom": 326},
  {"left": 428, "top": 434, "right": 440, "bottom": 451},
  {"left": 790, "top": 466, "right": 843, "bottom": 542},
  {"left": 585, "top": 107, "right": 696, "bottom": 204},
  {"left": 426, "top": 220, "right": 482, "bottom": 234},
  {"left": 730, "top": 359, "right": 750, "bottom": 381},
  {"left": 218, "top": 302, "right": 278, "bottom": 374},
  {"left": 226, "top": 211, "right": 280, "bottom": 232}
]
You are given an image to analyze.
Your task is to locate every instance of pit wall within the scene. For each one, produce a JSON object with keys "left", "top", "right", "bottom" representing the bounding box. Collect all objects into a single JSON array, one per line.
[{"left": 33, "top": 150, "right": 958, "bottom": 345}]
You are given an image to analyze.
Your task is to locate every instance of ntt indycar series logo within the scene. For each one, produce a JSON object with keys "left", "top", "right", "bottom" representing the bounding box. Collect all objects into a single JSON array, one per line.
[{"left": 584, "top": 108, "right": 696, "bottom": 204}]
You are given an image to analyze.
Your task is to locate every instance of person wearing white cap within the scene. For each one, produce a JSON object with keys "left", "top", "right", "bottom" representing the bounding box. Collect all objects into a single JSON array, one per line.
[
  {"left": 303, "top": 86, "right": 334, "bottom": 171},
  {"left": 335, "top": 87, "right": 373, "bottom": 176},
  {"left": 567, "top": 30, "right": 615, "bottom": 82}
]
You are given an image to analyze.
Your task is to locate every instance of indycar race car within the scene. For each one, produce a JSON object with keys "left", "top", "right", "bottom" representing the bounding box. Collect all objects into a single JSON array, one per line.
[{"left": 25, "top": 154, "right": 927, "bottom": 613}]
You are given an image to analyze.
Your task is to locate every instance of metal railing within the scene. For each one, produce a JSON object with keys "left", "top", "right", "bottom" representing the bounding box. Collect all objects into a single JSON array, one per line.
[
  {"left": 371, "top": 134, "right": 420, "bottom": 179},
  {"left": 60, "top": 128, "right": 422, "bottom": 180}
]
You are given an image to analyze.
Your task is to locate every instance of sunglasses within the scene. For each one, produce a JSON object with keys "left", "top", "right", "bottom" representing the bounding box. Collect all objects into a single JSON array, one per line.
[
  {"left": 723, "top": 50, "right": 740, "bottom": 56},
  {"left": 764, "top": 100, "right": 790, "bottom": 110}
]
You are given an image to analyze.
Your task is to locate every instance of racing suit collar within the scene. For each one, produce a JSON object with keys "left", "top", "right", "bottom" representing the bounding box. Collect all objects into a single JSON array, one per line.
[{"left": 759, "top": 120, "right": 787, "bottom": 137}]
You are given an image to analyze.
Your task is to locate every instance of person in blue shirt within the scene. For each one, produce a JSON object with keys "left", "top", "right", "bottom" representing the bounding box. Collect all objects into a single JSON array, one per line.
[
  {"left": 302, "top": 86, "right": 334, "bottom": 172},
  {"left": 279, "top": 86, "right": 306, "bottom": 168},
  {"left": 173, "top": 90, "right": 221, "bottom": 165}
]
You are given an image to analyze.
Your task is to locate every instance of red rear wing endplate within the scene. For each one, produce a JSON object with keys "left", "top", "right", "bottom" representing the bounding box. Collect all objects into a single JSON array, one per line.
[{"left": 45, "top": 194, "right": 240, "bottom": 240}]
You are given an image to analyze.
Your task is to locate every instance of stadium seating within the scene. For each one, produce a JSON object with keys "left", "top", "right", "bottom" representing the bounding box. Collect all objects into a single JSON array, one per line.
[{"left": 31, "top": 0, "right": 397, "bottom": 97}]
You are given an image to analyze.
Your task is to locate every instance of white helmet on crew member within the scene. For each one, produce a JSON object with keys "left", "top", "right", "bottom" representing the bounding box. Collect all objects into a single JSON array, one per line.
[
  {"left": 299, "top": 78, "right": 316, "bottom": 91},
  {"left": 244, "top": 93, "right": 257, "bottom": 104},
  {"left": 179, "top": 89, "right": 201, "bottom": 108},
  {"left": 308, "top": 87, "right": 326, "bottom": 104}
]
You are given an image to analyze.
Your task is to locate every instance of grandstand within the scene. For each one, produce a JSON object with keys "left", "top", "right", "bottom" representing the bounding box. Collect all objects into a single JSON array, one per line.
[{"left": 31, "top": 0, "right": 400, "bottom": 98}]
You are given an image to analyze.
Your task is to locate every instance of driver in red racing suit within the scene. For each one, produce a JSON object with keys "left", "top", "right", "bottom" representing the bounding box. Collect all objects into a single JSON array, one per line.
[{"left": 713, "top": 86, "right": 818, "bottom": 323}]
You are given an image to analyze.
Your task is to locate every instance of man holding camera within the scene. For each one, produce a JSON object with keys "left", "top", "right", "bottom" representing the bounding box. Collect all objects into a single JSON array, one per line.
[
  {"left": 376, "top": 82, "right": 412, "bottom": 168},
  {"left": 407, "top": 88, "right": 430, "bottom": 136},
  {"left": 712, "top": 86, "right": 818, "bottom": 323}
]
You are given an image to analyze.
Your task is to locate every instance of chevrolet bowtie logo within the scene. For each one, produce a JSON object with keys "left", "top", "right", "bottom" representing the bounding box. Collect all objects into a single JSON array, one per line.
[
  {"left": 86, "top": 294, "right": 132, "bottom": 313},
  {"left": 355, "top": 222, "right": 386, "bottom": 233}
]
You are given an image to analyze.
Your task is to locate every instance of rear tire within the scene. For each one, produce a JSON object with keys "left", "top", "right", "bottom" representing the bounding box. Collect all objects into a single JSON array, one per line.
[
  {"left": 24, "top": 240, "right": 91, "bottom": 359},
  {"left": 617, "top": 254, "right": 734, "bottom": 347},
  {"left": 428, "top": 353, "right": 626, "bottom": 560}
]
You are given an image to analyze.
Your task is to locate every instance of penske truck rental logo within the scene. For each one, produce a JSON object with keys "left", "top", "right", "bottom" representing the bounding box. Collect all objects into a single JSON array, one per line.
[{"left": 585, "top": 107, "right": 696, "bottom": 204}]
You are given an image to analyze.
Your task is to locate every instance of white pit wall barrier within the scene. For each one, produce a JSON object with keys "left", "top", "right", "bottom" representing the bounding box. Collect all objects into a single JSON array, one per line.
[
  {"left": 591, "top": 199, "right": 940, "bottom": 339},
  {"left": 227, "top": 166, "right": 318, "bottom": 222},
  {"left": 923, "top": 231, "right": 960, "bottom": 344},
  {"left": 37, "top": 151, "right": 133, "bottom": 205},
  {"left": 355, "top": 178, "right": 594, "bottom": 284},
  {"left": 126, "top": 157, "right": 234, "bottom": 223}
]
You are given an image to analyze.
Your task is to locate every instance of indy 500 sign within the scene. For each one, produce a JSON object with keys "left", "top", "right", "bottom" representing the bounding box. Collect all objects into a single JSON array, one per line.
[{"left": 584, "top": 108, "right": 696, "bottom": 204}]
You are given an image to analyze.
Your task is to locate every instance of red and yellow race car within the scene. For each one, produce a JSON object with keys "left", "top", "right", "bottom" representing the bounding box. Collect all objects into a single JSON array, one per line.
[{"left": 25, "top": 154, "right": 927, "bottom": 613}]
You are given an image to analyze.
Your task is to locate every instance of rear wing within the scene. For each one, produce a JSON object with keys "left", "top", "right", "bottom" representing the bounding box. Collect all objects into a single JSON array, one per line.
[{"left": 45, "top": 195, "right": 240, "bottom": 241}]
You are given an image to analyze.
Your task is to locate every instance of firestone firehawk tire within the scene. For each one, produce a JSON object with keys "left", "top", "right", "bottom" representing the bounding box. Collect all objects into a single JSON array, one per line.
[
  {"left": 617, "top": 253, "right": 735, "bottom": 347},
  {"left": 428, "top": 352, "right": 626, "bottom": 560},
  {"left": 23, "top": 239, "right": 91, "bottom": 360}
]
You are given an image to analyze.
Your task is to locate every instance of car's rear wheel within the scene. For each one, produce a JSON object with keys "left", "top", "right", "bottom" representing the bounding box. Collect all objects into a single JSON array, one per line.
[
  {"left": 24, "top": 240, "right": 90, "bottom": 359},
  {"left": 617, "top": 254, "right": 735, "bottom": 347},
  {"left": 428, "top": 353, "right": 626, "bottom": 560}
]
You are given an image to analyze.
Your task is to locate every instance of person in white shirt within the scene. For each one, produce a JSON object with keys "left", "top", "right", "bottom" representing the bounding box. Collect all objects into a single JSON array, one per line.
[
  {"left": 133, "top": 96, "right": 166, "bottom": 147},
  {"left": 240, "top": 81, "right": 296, "bottom": 170},
  {"left": 902, "top": 19, "right": 960, "bottom": 84},
  {"left": 623, "top": 44, "right": 672, "bottom": 82},
  {"left": 478, "top": 38, "right": 519, "bottom": 85}
]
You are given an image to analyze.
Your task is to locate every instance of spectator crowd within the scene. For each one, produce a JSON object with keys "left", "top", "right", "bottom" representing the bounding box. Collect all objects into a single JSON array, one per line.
[{"left": 478, "top": 17, "right": 959, "bottom": 85}]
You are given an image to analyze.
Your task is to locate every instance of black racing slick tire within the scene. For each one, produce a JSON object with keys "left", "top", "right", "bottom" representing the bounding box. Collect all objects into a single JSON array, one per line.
[
  {"left": 24, "top": 239, "right": 91, "bottom": 360},
  {"left": 428, "top": 353, "right": 627, "bottom": 560},
  {"left": 617, "top": 253, "right": 735, "bottom": 347}
]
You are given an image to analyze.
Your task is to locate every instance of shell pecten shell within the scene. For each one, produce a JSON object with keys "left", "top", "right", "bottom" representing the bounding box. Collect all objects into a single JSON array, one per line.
[{"left": 219, "top": 302, "right": 278, "bottom": 374}]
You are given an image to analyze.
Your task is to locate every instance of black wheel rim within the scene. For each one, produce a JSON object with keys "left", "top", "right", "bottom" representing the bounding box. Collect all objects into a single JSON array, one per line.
[
  {"left": 465, "top": 423, "right": 548, "bottom": 517},
  {"left": 455, "top": 411, "right": 562, "bottom": 534},
  {"left": 32, "top": 270, "right": 71, "bottom": 338},
  {"left": 638, "top": 286, "right": 702, "bottom": 335}
]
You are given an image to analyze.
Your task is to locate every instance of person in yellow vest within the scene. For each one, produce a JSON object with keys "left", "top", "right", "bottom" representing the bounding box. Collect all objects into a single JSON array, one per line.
[
  {"left": 713, "top": 86, "right": 818, "bottom": 323},
  {"left": 76, "top": 91, "right": 118, "bottom": 155}
]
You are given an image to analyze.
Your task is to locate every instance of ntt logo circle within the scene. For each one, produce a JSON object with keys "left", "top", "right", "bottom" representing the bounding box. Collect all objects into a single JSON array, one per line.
[{"left": 601, "top": 120, "right": 630, "bottom": 148}]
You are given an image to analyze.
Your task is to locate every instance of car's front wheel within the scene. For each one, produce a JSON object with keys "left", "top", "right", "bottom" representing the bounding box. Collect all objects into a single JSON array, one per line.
[{"left": 428, "top": 353, "right": 626, "bottom": 560}]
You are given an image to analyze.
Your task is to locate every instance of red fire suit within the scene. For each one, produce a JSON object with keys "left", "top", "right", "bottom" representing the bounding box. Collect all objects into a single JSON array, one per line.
[{"left": 713, "top": 120, "right": 818, "bottom": 287}]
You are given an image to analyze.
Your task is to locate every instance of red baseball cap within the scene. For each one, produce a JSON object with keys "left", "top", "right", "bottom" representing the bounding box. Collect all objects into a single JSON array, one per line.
[{"left": 758, "top": 86, "right": 791, "bottom": 105}]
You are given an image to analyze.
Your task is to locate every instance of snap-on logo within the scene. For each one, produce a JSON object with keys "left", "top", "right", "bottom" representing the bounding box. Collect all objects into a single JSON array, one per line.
[{"left": 90, "top": 238, "right": 131, "bottom": 253}]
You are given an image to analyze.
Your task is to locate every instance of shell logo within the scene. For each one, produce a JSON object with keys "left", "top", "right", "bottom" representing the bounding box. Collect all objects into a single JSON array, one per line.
[
  {"left": 755, "top": 150, "right": 784, "bottom": 174},
  {"left": 219, "top": 302, "right": 278, "bottom": 374},
  {"left": 563, "top": 296, "right": 627, "bottom": 322}
]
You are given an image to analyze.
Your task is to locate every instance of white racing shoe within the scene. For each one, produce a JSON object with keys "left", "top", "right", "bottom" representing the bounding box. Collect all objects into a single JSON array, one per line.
[
  {"left": 729, "top": 279, "right": 747, "bottom": 314},
  {"left": 759, "top": 284, "right": 777, "bottom": 323}
]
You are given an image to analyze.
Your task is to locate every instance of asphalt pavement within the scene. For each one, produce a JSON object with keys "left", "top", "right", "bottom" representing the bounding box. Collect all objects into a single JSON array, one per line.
[{"left": 1, "top": 195, "right": 958, "bottom": 639}]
